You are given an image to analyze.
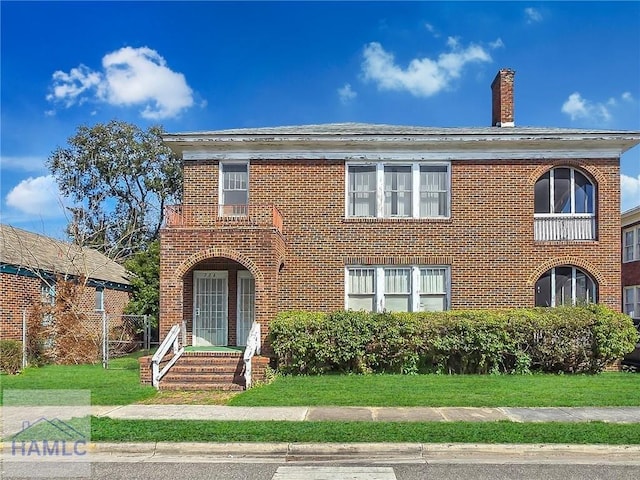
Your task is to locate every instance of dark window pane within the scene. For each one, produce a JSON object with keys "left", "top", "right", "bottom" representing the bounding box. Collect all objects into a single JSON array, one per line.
[
  {"left": 534, "top": 172, "right": 550, "bottom": 213},
  {"left": 574, "top": 171, "right": 594, "bottom": 214},
  {"left": 555, "top": 266, "right": 572, "bottom": 306},
  {"left": 535, "top": 270, "right": 552, "bottom": 307},
  {"left": 553, "top": 168, "right": 571, "bottom": 213}
]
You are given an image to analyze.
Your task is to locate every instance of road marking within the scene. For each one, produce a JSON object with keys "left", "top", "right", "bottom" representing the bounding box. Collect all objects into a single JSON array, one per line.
[{"left": 272, "top": 466, "right": 396, "bottom": 480}]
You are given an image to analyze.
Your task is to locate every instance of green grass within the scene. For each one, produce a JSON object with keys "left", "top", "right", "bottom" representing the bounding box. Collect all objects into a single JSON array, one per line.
[
  {"left": 90, "top": 418, "right": 640, "bottom": 444},
  {"left": 230, "top": 373, "right": 640, "bottom": 407},
  {"left": 0, "top": 352, "right": 157, "bottom": 405}
]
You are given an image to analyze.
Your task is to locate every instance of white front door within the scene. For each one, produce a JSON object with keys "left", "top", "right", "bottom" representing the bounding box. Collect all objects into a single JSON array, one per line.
[
  {"left": 193, "top": 271, "right": 228, "bottom": 346},
  {"left": 236, "top": 271, "right": 255, "bottom": 346}
]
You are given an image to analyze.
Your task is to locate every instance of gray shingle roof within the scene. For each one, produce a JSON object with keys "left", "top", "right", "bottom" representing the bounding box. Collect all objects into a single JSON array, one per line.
[{"left": 0, "top": 224, "right": 130, "bottom": 287}]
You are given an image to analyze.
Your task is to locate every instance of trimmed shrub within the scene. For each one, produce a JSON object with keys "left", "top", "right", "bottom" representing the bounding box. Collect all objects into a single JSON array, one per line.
[
  {"left": 270, "top": 305, "right": 638, "bottom": 375},
  {"left": 0, "top": 340, "right": 23, "bottom": 374}
]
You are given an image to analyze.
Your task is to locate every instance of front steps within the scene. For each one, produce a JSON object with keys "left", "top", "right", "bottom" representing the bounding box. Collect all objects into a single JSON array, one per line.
[{"left": 140, "top": 351, "right": 269, "bottom": 391}]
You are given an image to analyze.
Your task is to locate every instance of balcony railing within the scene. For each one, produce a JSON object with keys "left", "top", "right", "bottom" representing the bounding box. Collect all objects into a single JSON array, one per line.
[
  {"left": 164, "top": 204, "right": 283, "bottom": 233},
  {"left": 534, "top": 214, "right": 595, "bottom": 241}
]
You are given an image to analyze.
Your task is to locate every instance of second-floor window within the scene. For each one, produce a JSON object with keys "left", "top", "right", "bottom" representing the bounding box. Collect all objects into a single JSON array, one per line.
[
  {"left": 347, "top": 162, "right": 450, "bottom": 219},
  {"left": 623, "top": 226, "right": 640, "bottom": 262},
  {"left": 534, "top": 167, "right": 596, "bottom": 241},
  {"left": 220, "top": 163, "right": 248, "bottom": 216}
]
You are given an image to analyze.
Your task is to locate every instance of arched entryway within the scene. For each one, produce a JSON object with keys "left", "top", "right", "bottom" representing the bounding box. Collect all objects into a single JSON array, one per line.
[{"left": 186, "top": 258, "right": 256, "bottom": 347}]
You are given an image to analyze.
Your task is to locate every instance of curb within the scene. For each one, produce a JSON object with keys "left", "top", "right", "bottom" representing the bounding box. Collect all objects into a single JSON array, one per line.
[{"left": 82, "top": 441, "right": 640, "bottom": 457}]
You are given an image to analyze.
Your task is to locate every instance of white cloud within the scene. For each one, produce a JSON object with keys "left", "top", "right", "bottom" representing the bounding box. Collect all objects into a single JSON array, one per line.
[
  {"left": 1, "top": 156, "right": 47, "bottom": 173},
  {"left": 47, "top": 65, "right": 102, "bottom": 107},
  {"left": 525, "top": 7, "right": 543, "bottom": 23},
  {"left": 424, "top": 23, "right": 439, "bottom": 37},
  {"left": 338, "top": 83, "right": 357, "bottom": 104},
  {"left": 361, "top": 39, "right": 491, "bottom": 98},
  {"left": 622, "top": 174, "right": 640, "bottom": 211},
  {"left": 5, "top": 175, "right": 64, "bottom": 217},
  {"left": 561, "top": 91, "right": 635, "bottom": 123},
  {"left": 489, "top": 38, "right": 505, "bottom": 49},
  {"left": 47, "top": 46, "right": 194, "bottom": 119}
]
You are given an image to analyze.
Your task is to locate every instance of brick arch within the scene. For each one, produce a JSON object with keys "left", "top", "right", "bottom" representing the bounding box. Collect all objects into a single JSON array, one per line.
[
  {"left": 527, "top": 160, "right": 605, "bottom": 188},
  {"left": 175, "top": 247, "right": 265, "bottom": 289},
  {"left": 526, "top": 257, "right": 605, "bottom": 287}
]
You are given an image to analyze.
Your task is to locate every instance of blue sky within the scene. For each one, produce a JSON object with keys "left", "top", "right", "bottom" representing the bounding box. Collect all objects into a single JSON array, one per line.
[{"left": 1, "top": 1, "right": 639, "bottom": 238}]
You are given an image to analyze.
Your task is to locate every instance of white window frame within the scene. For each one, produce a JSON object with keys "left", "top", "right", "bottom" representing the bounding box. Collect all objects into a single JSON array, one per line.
[
  {"left": 535, "top": 266, "right": 597, "bottom": 307},
  {"left": 623, "top": 227, "right": 640, "bottom": 263},
  {"left": 624, "top": 286, "right": 640, "bottom": 319},
  {"left": 40, "top": 281, "right": 55, "bottom": 305},
  {"left": 534, "top": 167, "right": 595, "bottom": 216},
  {"left": 345, "top": 161, "right": 450, "bottom": 219},
  {"left": 345, "top": 265, "right": 451, "bottom": 312},
  {"left": 95, "top": 287, "right": 105, "bottom": 311},
  {"left": 218, "top": 161, "right": 249, "bottom": 216}
]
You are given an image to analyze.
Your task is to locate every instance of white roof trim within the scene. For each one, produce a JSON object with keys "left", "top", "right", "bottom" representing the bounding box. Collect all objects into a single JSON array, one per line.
[{"left": 183, "top": 149, "right": 627, "bottom": 161}]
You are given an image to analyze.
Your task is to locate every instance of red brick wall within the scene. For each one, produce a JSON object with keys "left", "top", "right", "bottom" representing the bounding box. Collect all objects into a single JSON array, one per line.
[
  {"left": 161, "top": 156, "right": 621, "bottom": 348},
  {"left": 0, "top": 272, "right": 130, "bottom": 341}
]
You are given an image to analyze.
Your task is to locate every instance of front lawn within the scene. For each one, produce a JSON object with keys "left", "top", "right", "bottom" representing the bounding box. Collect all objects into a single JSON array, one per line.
[
  {"left": 0, "top": 352, "right": 156, "bottom": 405},
  {"left": 230, "top": 372, "right": 640, "bottom": 407}
]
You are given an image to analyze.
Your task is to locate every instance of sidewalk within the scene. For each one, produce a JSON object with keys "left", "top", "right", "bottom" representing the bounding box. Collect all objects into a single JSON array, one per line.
[{"left": 93, "top": 404, "right": 640, "bottom": 423}]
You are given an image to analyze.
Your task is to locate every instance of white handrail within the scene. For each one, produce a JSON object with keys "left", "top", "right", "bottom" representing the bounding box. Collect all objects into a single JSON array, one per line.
[
  {"left": 243, "top": 322, "right": 261, "bottom": 389},
  {"left": 151, "top": 323, "right": 185, "bottom": 388}
]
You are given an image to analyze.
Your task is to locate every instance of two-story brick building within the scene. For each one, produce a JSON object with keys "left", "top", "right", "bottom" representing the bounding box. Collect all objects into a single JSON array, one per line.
[
  {"left": 623, "top": 205, "right": 640, "bottom": 321},
  {"left": 159, "top": 69, "right": 640, "bottom": 356}
]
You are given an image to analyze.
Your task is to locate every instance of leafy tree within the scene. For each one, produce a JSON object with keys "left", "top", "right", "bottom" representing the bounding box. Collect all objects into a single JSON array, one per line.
[
  {"left": 124, "top": 240, "right": 160, "bottom": 332},
  {"left": 48, "top": 120, "right": 182, "bottom": 260}
]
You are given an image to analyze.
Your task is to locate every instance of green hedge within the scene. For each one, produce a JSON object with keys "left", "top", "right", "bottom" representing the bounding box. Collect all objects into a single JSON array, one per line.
[
  {"left": 0, "top": 340, "right": 23, "bottom": 374},
  {"left": 269, "top": 305, "right": 638, "bottom": 375}
]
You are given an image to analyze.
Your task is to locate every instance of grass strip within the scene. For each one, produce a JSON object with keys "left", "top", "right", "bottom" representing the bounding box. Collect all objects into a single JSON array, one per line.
[
  {"left": 0, "top": 353, "right": 157, "bottom": 405},
  {"left": 231, "top": 373, "right": 640, "bottom": 407},
  {"left": 91, "top": 418, "right": 640, "bottom": 445}
]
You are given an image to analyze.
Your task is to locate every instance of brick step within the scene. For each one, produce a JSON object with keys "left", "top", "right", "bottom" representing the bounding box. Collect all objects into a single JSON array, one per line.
[
  {"left": 159, "top": 382, "right": 244, "bottom": 392},
  {"left": 177, "top": 357, "right": 243, "bottom": 366},
  {"left": 169, "top": 365, "right": 243, "bottom": 374},
  {"left": 162, "top": 373, "right": 243, "bottom": 383}
]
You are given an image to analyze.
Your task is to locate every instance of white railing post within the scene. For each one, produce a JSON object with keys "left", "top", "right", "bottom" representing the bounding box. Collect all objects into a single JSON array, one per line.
[
  {"left": 243, "top": 322, "right": 261, "bottom": 389},
  {"left": 151, "top": 324, "right": 185, "bottom": 389}
]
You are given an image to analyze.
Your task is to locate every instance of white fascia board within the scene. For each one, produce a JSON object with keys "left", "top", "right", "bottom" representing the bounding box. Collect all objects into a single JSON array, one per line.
[{"left": 183, "top": 148, "right": 626, "bottom": 161}]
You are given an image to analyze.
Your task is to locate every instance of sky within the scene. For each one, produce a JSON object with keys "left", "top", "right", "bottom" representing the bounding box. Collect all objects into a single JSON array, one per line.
[{"left": 1, "top": 1, "right": 639, "bottom": 239}]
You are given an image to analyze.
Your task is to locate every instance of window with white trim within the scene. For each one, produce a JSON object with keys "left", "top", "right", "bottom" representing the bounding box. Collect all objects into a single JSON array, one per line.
[
  {"left": 219, "top": 163, "right": 248, "bottom": 216},
  {"left": 419, "top": 267, "right": 449, "bottom": 311},
  {"left": 623, "top": 226, "right": 640, "bottom": 262},
  {"left": 346, "top": 162, "right": 450, "bottom": 219},
  {"left": 346, "top": 268, "right": 375, "bottom": 311},
  {"left": 346, "top": 266, "right": 450, "bottom": 312},
  {"left": 534, "top": 266, "right": 597, "bottom": 307},
  {"left": 624, "top": 286, "right": 640, "bottom": 319},
  {"left": 95, "top": 287, "right": 105, "bottom": 311},
  {"left": 534, "top": 167, "right": 595, "bottom": 215},
  {"left": 40, "top": 281, "right": 55, "bottom": 305}
]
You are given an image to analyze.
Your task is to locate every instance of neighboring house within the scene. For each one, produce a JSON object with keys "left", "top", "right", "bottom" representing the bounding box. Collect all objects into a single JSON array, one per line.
[
  {"left": 159, "top": 69, "right": 640, "bottom": 352},
  {"left": 622, "top": 205, "right": 640, "bottom": 321},
  {"left": 0, "top": 224, "right": 131, "bottom": 340}
]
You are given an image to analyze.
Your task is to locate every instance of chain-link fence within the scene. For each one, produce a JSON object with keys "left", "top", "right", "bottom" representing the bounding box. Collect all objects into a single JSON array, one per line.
[{"left": 20, "top": 309, "right": 155, "bottom": 369}]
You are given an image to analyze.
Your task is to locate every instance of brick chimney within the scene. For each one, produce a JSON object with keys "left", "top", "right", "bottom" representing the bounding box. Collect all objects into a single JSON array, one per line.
[{"left": 491, "top": 68, "right": 515, "bottom": 127}]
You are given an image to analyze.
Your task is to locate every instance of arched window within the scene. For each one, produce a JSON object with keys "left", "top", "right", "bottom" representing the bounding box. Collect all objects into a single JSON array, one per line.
[
  {"left": 535, "top": 266, "right": 597, "bottom": 307},
  {"left": 534, "top": 167, "right": 596, "bottom": 241}
]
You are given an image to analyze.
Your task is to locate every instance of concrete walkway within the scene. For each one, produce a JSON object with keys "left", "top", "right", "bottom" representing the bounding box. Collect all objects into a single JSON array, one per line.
[{"left": 93, "top": 405, "right": 640, "bottom": 423}]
